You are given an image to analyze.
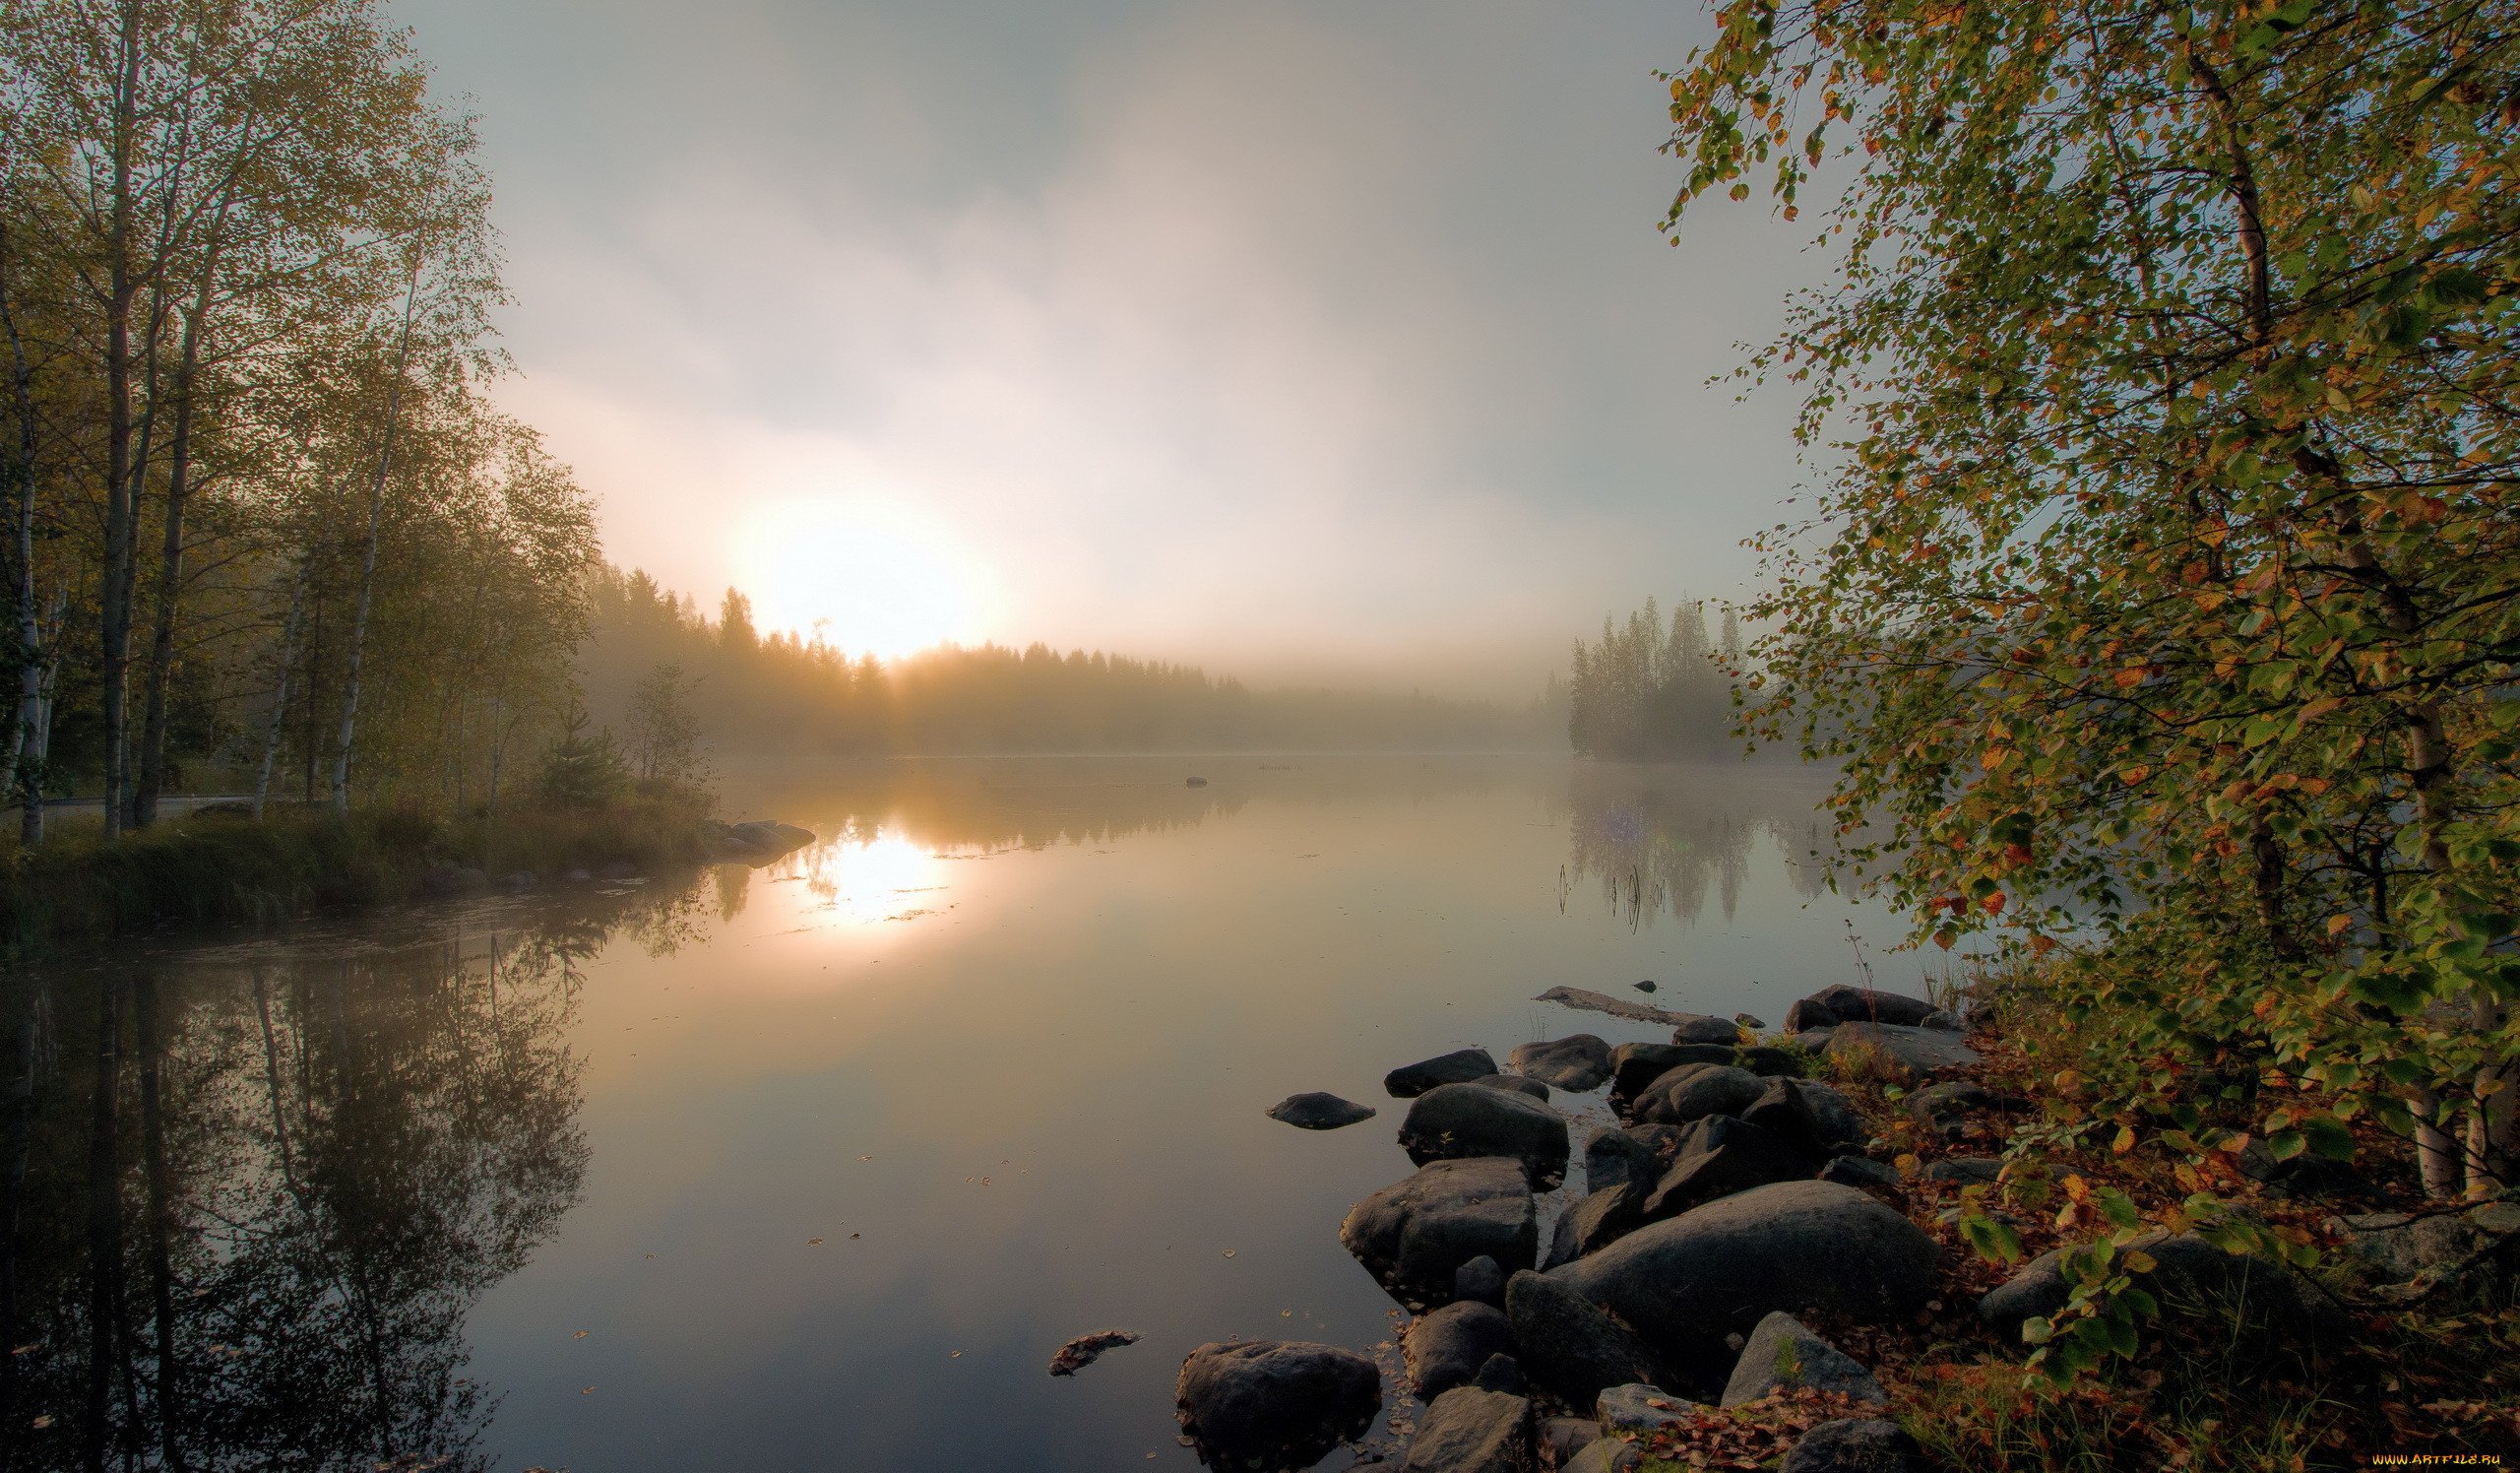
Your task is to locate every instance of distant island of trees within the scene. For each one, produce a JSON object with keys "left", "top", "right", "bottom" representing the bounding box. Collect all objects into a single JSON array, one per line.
[{"left": 1565, "top": 598, "right": 1743, "bottom": 759}]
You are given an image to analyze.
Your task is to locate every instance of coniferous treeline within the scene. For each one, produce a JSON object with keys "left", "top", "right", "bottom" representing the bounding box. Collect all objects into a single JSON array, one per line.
[
  {"left": 0, "top": 0, "right": 599, "bottom": 841},
  {"left": 1565, "top": 598, "right": 1740, "bottom": 759},
  {"left": 578, "top": 566, "right": 1566, "bottom": 754}
]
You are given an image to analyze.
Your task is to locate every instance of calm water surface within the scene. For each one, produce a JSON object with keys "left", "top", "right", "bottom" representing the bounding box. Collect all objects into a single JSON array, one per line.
[{"left": 3, "top": 755, "right": 1943, "bottom": 1471}]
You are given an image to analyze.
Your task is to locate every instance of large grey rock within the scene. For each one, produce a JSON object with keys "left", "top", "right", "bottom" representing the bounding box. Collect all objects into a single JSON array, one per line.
[
  {"left": 1906, "top": 1080, "right": 2010, "bottom": 1141},
  {"left": 1669, "top": 1012, "right": 1744, "bottom": 1046},
  {"left": 1922, "top": 1009, "right": 1967, "bottom": 1032},
  {"left": 1596, "top": 1383, "right": 1697, "bottom": 1435},
  {"left": 1506, "top": 1269, "right": 1670, "bottom": 1405},
  {"left": 1824, "top": 1022, "right": 1981, "bottom": 1082},
  {"left": 1538, "top": 1416, "right": 1600, "bottom": 1468},
  {"left": 1641, "top": 1127, "right": 1813, "bottom": 1221},
  {"left": 1472, "top": 1073, "right": 1553, "bottom": 1102},
  {"left": 1630, "top": 1064, "right": 1766, "bottom": 1127},
  {"left": 1544, "top": 1183, "right": 1645, "bottom": 1268},
  {"left": 1738, "top": 1078, "right": 1843, "bottom": 1162},
  {"left": 1390, "top": 1048, "right": 1502, "bottom": 1097},
  {"left": 1401, "top": 1083, "right": 1571, "bottom": 1186},
  {"left": 1804, "top": 986, "right": 1937, "bottom": 1027},
  {"left": 1474, "top": 1353, "right": 1525, "bottom": 1394},
  {"left": 1455, "top": 1254, "right": 1508, "bottom": 1308},
  {"left": 1344, "top": 1158, "right": 1539, "bottom": 1308},
  {"left": 1267, "top": 1092, "right": 1377, "bottom": 1129},
  {"left": 2334, "top": 1199, "right": 2520, "bottom": 1285},
  {"left": 1511, "top": 1035, "right": 1614, "bottom": 1092},
  {"left": 1780, "top": 1418, "right": 1922, "bottom": 1472},
  {"left": 1784, "top": 997, "right": 1839, "bottom": 1033},
  {"left": 1584, "top": 1126, "right": 1663, "bottom": 1195},
  {"left": 1564, "top": 1439, "right": 1645, "bottom": 1473},
  {"left": 1734, "top": 1045, "right": 1805, "bottom": 1077},
  {"left": 1404, "top": 1387, "right": 1531, "bottom": 1473},
  {"left": 1720, "top": 1313, "right": 1886, "bottom": 1406},
  {"left": 1978, "top": 1231, "right": 2339, "bottom": 1344},
  {"left": 1796, "top": 1080, "right": 1867, "bottom": 1146},
  {"left": 1551, "top": 1182, "right": 1939, "bottom": 1387},
  {"left": 1819, "top": 1156, "right": 1903, "bottom": 1194},
  {"left": 1175, "top": 1339, "right": 1381, "bottom": 1473},
  {"left": 1407, "top": 1301, "right": 1516, "bottom": 1400},
  {"left": 1610, "top": 1043, "right": 1732, "bottom": 1102}
]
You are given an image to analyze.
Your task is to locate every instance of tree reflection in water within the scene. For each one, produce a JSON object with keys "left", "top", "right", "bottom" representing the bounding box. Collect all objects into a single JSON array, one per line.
[
  {"left": 0, "top": 879, "right": 704, "bottom": 1473},
  {"left": 1557, "top": 761, "right": 1840, "bottom": 930}
]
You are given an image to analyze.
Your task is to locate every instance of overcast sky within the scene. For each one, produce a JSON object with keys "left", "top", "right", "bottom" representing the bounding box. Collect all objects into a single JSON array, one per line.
[{"left": 386, "top": 0, "right": 1831, "bottom": 695}]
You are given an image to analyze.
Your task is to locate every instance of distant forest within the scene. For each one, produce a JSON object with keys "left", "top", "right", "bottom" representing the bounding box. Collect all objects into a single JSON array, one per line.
[
  {"left": 1565, "top": 598, "right": 1742, "bottom": 759},
  {"left": 577, "top": 567, "right": 1566, "bottom": 755}
]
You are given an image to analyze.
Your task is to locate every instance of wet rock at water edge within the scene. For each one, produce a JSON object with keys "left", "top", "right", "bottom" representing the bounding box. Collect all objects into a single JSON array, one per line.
[
  {"left": 1634, "top": 980, "right": 1658, "bottom": 993},
  {"left": 1407, "top": 1301, "right": 1516, "bottom": 1400},
  {"left": 1780, "top": 1418, "right": 1923, "bottom": 1473},
  {"left": 1266, "top": 1092, "right": 1376, "bottom": 1130},
  {"left": 1510, "top": 1034, "right": 1614, "bottom": 1092},
  {"left": 1343, "top": 1158, "right": 1539, "bottom": 1308},
  {"left": 1400, "top": 1083, "right": 1570, "bottom": 1186},
  {"left": 1405, "top": 1386, "right": 1533, "bottom": 1473},
  {"left": 1823, "top": 1022, "right": 1981, "bottom": 1082},
  {"left": 1536, "top": 986, "right": 1689, "bottom": 1027},
  {"left": 1610, "top": 1043, "right": 1732, "bottom": 1105},
  {"left": 1629, "top": 1064, "right": 1765, "bottom": 1127},
  {"left": 1802, "top": 986, "right": 1938, "bottom": 1027},
  {"left": 1046, "top": 1328, "right": 1141, "bottom": 1377},
  {"left": 1549, "top": 1181, "right": 1938, "bottom": 1387},
  {"left": 1720, "top": 1313, "right": 1886, "bottom": 1406},
  {"left": 1669, "top": 1012, "right": 1744, "bottom": 1046},
  {"left": 1597, "top": 1383, "right": 1698, "bottom": 1435},
  {"left": 1734, "top": 1012, "right": 1767, "bottom": 1030},
  {"left": 1455, "top": 1254, "right": 1508, "bottom": 1308},
  {"left": 1174, "top": 1339, "right": 1381, "bottom": 1473},
  {"left": 1506, "top": 1269, "right": 1670, "bottom": 1405},
  {"left": 1583, "top": 1125, "right": 1663, "bottom": 1195},
  {"left": 1545, "top": 1183, "right": 1645, "bottom": 1268},
  {"left": 1783, "top": 997, "right": 1837, "bottom": 1033},
  {"left": 1471, "top": 1073, "right": 1551, "bottom": 1102},
  {"left": 1389, "top": 1048, "right": 1502, "bottom": 1098}
]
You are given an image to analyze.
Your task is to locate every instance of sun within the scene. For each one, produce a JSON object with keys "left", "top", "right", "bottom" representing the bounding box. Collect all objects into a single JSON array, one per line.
[{"left": 728, "top": 497, "right": 985, "bottom": 662}]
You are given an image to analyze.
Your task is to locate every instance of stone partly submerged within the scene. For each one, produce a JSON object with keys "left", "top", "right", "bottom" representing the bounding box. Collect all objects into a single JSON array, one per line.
[
  {"left": 1399, "top": 1083, "right": 1571, "bottom": 1185},
  {"left": 1549, "top": 1181, "right": 1938, "bottom": 1392},
  {"left": 1046, "top": 1328, "right": 1141, "bottom": 1377},
  {"left": 1509, "top": 1034, "right": 1614, "bottom": 1091},
  {"left": 1536, "top": 986, "right": 1692, "bottom": 1026},
  {"left": 1174, "top": 1339, "right": 1380, "bottom": 1473},
  {"left": 1342, "top": 1158, "right": 1539, "bottom": 1308},
  {"left": 705, "top": 818, "right": 817, "bottom": 865},
  {"left": 1405, "top": 1301, "right": 1515, "bottom": 1401},
  {"left": 1265, "top": 1092, "right": 1377, "bottom": 1130},
  {"left": 1504, "top": 1269, "right": 1670, "bottom": 1405},
  {"left": 1387, "top": 1048, "right": 1502, "bottom": 1098}
]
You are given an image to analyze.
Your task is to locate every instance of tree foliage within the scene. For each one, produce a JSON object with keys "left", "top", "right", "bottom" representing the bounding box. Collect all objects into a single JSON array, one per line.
[
  {"left": 1667, "top": 0, "right": 2520, "bottom": 1203},
  {"left": 1567, "top": 597, "right": 1742, "bottom": 758}
]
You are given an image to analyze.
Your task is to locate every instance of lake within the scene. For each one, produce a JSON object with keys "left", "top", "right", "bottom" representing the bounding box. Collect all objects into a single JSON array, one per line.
[{"left": 0, "top": 754, "right": 1944, "bottom": 1472}]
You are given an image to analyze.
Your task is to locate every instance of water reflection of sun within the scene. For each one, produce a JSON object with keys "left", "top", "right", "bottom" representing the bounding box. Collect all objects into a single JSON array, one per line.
[{"left": 804, "top": 831, "right": 945, "bottom": 926}]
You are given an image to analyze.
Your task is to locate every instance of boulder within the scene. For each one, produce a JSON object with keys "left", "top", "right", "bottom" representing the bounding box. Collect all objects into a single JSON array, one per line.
[
  {"left": 1506, "top": 1269, "right": 1670, "bottom": 1405},
  {"left": 1922, "top": 1009, "right": 1968, "bottom": 1032},
  {"left": 1739, "top": 1078, "right": 1843, "bottom": 1162},
  {"left": 1734, "top": 1013, "right": 1768, "bottom": 1029},
  {"left": 1610, "top": 1043, "right": 1733, "bottom": 1103},
  {"left": 1734, "top": 1046, "right": 1805, "bottom": 1077},
  {"left": 1583, "top": 1126, "right": 1663, "bottom": 1194},
  {"left": 1920, "top": 1157, "right": 2001, "bottom": 1186},
  {"left": 1979, "top": 1232, "right": 2339, "bottom": 1344},
  {"left": 1783, "top": 997, "right": 1838, "bottom": 1033},
  {"left": 1597, "top": 1383, "right": 1698, "bottom": 1435},
  {"left": 1544, "top": 1184, "right": 1645, "bottom": 1268},
  {"left": 1669, "top": 1012, "right": 1744, "bottom": 1046},
  {"left": 1401, "top": 1084, "right": 1571, "bottom": 1186},
  {"left": 1819, "top": 1156, "right": 1903, "bottom": 1195},
  {"left": 1906, "top": 1080, "right": 2010, "bottom": 1142},
  {"left": 1551, "top": 1182, "right": 1939, "bottom": 1387},
  {"left": 1407, "top": 1301, "right": 1516, "bottom": 1400},
  {"left": 1390, "top": 1048, "right": 1502, "bottom": 1098},
  {"left": 1455, "top": 1254, "right": 1509, "bottom": 1308},
  {"left": 1405, "top": 1388, "right": 1532, "bottom": 1473},
  {"left": 1564, "top": 1439, "right": 1645, "bottom": 1473},
  {"left": 1824, "top": 1022, "right": 1981, "bottom": 1082},
  {"left": 1511, "top": 1035, "right": 1614, "bottom": 1092},
  {"left": 1343, "top": 1159, "right": 1539, "bottom": 1308},
  {"left": 1267, "top": 1092, "right": 1377, "bottom": 1130},
  {"left": 1641, "top": 1133, "right": 1813, "bottom": 1221},
  {"left": 1473, "top": 1073, "right": 1553, "bottom": 1102},
  {"left": 2334, "top": 1199, "right": 2520, "bottom": 1292},
  {"left": 1803, "top": 986, "right": 1938, "bottom": 1026},
  {"left": 1474, "top": 1354, "right": 1526, "bottom": 1394},
  {"left": 1719, "top": 1313, "right": 1886, "bottom": 1406},
  {"left": 1630, "top": 1064, "right": 1766, "bottom": 1127},
  {"left": 1538, "top": 1415, "right": 1602, "bottom": 1469},
  {"left": 1796, "top": 1080, "right": 1868, "bottom": 1147},
  {"left": 1781, "top": 1419, "right": 1922, "bottom": 1473},
  {"left": 1175, "top": 1339, "right": 1381, "bottom": 1473}
]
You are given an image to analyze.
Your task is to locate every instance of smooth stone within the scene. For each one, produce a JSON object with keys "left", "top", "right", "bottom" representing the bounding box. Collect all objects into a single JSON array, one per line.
[
  {"left": 1406, "top": 1301, "right": 1515, "bottom": 1400},
  {"left": 1630, "top": 1064, "right": 1766, "bottom": 1127},
  {"left": 1400, "top": 1083, "right": 1571, "bottom": 1186},
  {"left": 1174, "top": 1339, "right": 1381, "bottom": 1473},
  {"left": 1597, "top": 1383, "right": 1698, "bottom": 1435},
  {"left": 1550, "top": 1182, "right": 1938, "bottom": 1388},
  {"left": 1470, "top": 1072, "right": 1552, "bottom": 1102},
  {"left": 1824, "top": 1022, "right": 1982, "bottom": 1082},
  {"left": 1819, "top": 1156, "right": 1903, "bottom": 1194},
  {"left": 1781, "top": 1418, "right": 1923, "bottom": 1473},
  {"left": 1802, "top": 986, "right": 1938, "bottom": 1026},
  {"left": 1739, "top": 1077, "right": 1843, "bottom": 1161},
  {"left": 1583, "top": 1125, "right": 1663, "bottom": 1194},
  {"left": 1539, "top": 1415, "right": 1602, "bottom": 1467},
  {"left": 2335, "top": 1200, "right": 2520, "bottom": 1283},
  {"left": 1343, "top": 1159, "right": 1539, "bottom": 1308},
  {"left": 1565, "top": 1439, "right": 1645, "bottom": 1473},
  {"left": 1642, "top": 1124, "right": 1814, "bottom": 1221},
  {"left": 1796, "top": 1080, "right": 1868, "bottom": 1146},
  {"left": 1454, "top": 1254, "right": 1508, "bottom": 1308},
  {"left": 1784, "top": 997, "right": 1838, "bottom": 1033},
  {"left": 1669, "top": 1012, "right": 1744, "bottom": 1046},
  {"left": 1404, "top": 1387, "right": 1532, "bottom": 1473},
  {"left": 1720, "top": 1312, "right": 1887, "bottom": 1406},
  {"left": 1536, "top": 986, "right": 1689, "bottom": 1026},
  {"left": 1544, "top": 1183, "right": 1645, "bottom": 1268},
  {"left": 1473, "top": 1353, "right": 1525, "bottom": 1394},
  {"left": 1734, "top": 1012, "right": 1768, "bottom": 1029},
  {"left": 1906, "top": 1080, "right": 2008, "bottom": 1141},
  {"left": 1922, "top": 1009, "right": 1968, "bottom": 1032},
  {"left": 1734, "top": 1045, "right": 1805, "bottom": 1077},
  {"left": 1979, "top": 1231, "right": 2339, "bottom": 1344},
  {"left": 1389, "top": 1048, "right": 1502, "bottom": 1098},
  {"left": 1610, "top": 1042, "right": 1733, "bottom": 1102},
  {"left": 1506, "top": 1269, "right": 1670, "bottom": 1405},
  {"left": 1921, "top": 1156, "right": 2002, "bottom": 1186},
  {"left": 1511, "top": 1034, "right": 1614, "bottom": 1091},
  {"left": 1267, "top": 1091, "right": 1377, "bottom": 1130}
]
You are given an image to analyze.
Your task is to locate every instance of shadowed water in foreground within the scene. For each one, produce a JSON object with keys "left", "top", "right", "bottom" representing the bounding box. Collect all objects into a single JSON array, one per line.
[{"left": 0, "top": 755, "right": 1935, "bottom": 1472}]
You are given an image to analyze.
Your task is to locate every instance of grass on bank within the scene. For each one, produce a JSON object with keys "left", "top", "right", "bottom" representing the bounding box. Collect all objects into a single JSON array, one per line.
[{"left": 0, "top": 788, "right": 720, "bottom": 949}]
